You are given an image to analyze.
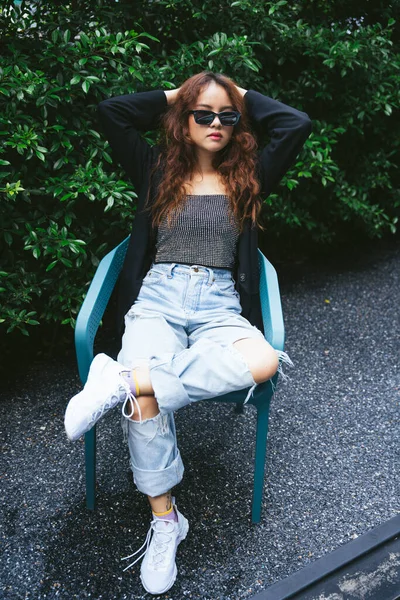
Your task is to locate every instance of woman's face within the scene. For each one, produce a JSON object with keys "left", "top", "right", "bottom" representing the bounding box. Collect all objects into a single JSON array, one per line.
[{"left": 188, "top": 81, "right": 235, "bottom": 154}]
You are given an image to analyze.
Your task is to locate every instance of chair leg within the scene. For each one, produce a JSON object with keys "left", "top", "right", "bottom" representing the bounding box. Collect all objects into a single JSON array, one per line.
[
  {"left": 252, "top": 396, "right": 271, "bottom": 524},
  {"left": 85, "top": 426, "right": 96, "bottom": 510}
]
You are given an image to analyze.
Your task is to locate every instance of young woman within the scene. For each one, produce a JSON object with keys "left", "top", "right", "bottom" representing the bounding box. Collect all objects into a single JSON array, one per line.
[{"left": 64, "top": 71, "right": 312, "bottom": 595}]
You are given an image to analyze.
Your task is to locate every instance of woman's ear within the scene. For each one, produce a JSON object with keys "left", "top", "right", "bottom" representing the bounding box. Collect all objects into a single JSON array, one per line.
[{"left": 182, "top": 123, "right": 193, "bottom": 144}]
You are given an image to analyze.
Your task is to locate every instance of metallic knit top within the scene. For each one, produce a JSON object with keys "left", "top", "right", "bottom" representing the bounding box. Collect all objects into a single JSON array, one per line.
[{"left": 154, "top": 194, "right": 239, "bottom": 269}]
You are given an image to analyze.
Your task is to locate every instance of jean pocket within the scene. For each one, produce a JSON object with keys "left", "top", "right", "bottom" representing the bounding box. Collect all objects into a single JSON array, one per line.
[
  {"left": 212, "top": 277, "right": 239, "bottom": 298},
  {"left": 142, "top": 268, "right": 166, "bottom": 285}
]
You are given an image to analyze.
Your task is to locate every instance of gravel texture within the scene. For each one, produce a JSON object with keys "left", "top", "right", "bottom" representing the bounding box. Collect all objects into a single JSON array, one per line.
[{"left": 1, "top": 239, "right": 399, "bottom": 600}]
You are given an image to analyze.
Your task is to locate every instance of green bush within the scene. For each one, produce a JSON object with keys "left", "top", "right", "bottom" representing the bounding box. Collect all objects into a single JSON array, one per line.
[{"left": 0, "top": 0, "right": 399, "bottom": 346}]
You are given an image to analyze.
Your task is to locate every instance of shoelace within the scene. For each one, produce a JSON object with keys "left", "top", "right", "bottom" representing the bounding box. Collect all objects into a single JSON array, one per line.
[
  {"left": 121, "top": 386, "right": 142, "bottom": 423},
  {"left": 87, "top": 383, "right": 142, "bottom": 429},
  {"left": 87, "top": 383, "right": 131, "bottom": 428},
  {"left": 121, "top": 518, "right": 175, "bottom": 572}
]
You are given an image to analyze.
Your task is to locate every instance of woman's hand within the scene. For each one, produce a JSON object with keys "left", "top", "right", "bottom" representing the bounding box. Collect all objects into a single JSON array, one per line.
[{"left": 164, "top": 88, "right": 181, "bottom": 105}]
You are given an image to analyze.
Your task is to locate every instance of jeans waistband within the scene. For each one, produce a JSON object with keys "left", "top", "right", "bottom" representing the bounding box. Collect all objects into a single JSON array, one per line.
[{"left": 151, "top": 262, "right": 233, "bottom": 285}]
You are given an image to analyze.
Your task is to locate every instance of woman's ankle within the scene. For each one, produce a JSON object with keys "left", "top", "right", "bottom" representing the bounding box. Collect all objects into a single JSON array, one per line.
[
  {"left": 148, "top": 491, "right": 173, "bottom": 514},
  {"left": 121, "top": 365, "right": 154, "bottom": 396}
]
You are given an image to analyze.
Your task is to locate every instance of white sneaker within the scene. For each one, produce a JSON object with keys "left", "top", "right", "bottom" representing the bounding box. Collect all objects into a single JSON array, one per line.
[
  {"left": 64, "top": 353, "right": 139, "bottom": 441},
  {"left": 122, "top": 498, "right": 189, "bottom": 595}
]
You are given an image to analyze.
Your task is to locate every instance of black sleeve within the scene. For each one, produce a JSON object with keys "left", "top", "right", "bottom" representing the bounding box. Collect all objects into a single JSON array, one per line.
[
  {"left": 244, "top": 90, "right": 312, "bottom": 198},
  {"left": 96, "top": 90, "right": 168, "bottom": 195}
]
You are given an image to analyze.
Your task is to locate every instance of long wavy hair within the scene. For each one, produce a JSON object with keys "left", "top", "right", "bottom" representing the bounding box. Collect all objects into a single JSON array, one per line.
[{"left": 145, "top": 71, "right": 262, "bottom": 233}]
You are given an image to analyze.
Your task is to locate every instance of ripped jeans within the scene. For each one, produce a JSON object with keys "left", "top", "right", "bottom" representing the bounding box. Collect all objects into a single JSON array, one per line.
[{"left": 117, "top": 262, "right": 271, "bottom": 498}]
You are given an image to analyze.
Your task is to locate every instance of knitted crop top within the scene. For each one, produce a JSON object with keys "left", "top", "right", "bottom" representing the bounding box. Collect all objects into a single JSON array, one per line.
[{"left": 154, "top": 194, "right": 239, "bottom": 270}]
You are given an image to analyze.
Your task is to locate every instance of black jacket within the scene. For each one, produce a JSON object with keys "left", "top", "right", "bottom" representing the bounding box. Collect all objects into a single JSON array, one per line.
[{"left": 97, "top": 89, "right": 312, "bottom": 336}]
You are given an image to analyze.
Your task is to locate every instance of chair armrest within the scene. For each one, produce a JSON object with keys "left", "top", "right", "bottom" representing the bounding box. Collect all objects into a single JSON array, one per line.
[
  {"left": 75, "top": 237, "right": 130, "bottom": 383},
  {"left": 258, "top": 250, "right": 285, "bottom": 352}
]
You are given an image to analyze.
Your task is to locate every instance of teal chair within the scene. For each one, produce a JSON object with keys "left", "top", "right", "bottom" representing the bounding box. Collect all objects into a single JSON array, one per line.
[{"left": 75, "top": 237, "right": 285, "bottom": 523}]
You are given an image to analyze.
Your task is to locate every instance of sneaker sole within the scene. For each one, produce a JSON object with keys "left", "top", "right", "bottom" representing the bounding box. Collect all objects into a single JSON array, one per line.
[{"left": 140, "top": 515, "right": 189, "bottom": 595}]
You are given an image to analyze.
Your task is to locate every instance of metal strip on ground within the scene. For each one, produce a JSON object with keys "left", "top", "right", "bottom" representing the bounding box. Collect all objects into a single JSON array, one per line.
[{"left": 250, "top": 514, "right": 400, "bottom": 600}]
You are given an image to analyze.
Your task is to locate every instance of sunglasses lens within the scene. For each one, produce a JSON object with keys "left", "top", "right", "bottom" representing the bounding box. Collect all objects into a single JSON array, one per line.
[
  {"left": 219, "top": 112, "right": 239, "bottom": 125},
  {"left": 194, "top": 111, "right": 214, "bottom": 124},
  {"left": 191, "top": 111, "right": 240, "bottom": 125}
]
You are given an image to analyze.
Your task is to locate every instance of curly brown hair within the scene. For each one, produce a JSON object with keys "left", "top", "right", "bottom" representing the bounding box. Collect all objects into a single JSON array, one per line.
[{"left": 146, "top": 71, "right": 262, "bottom": 233}]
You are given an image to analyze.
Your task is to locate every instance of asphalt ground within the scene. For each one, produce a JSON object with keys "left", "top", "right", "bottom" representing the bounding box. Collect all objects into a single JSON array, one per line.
[{"left": 1, "top": 238, "right": 399, "bottom": 600}]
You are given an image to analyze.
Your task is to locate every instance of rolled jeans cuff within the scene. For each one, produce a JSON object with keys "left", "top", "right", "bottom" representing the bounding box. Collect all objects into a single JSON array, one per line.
[{"left": 130, "top": 448, "right": 184, "bottom": 497}]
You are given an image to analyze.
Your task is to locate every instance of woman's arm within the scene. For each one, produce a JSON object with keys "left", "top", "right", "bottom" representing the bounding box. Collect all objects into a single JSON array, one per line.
[
  {"left": 164, "top": 88, "right": 181, "bottom": 105},
  {"left": 243, "top": 89, "right": 312, "bottom": 199},
  {"left": 235, "top": 85, "right": 248, "bottom": 98},
  {"left": 97, "top": 90, "right": 168, "bottom": 195}
]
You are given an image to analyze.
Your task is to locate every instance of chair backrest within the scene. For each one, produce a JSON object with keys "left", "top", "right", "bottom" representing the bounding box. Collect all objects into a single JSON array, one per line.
[{"left": 75, "top": 237, "right": 129, "bottom": 382}]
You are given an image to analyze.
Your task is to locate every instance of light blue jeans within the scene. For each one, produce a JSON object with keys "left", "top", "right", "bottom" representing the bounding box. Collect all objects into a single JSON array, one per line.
[{"left": 117, "top": 262, "right": 267, "bottom": 497}]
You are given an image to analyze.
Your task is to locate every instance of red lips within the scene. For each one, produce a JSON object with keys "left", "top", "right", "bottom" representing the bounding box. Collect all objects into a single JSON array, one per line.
[{"left": 208, "top": 133, "right": 222, "bottom": 139}]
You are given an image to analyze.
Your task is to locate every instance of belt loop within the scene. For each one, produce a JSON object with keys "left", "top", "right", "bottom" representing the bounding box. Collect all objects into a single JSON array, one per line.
[
  {"left": 207, "top": 267, "right": 214, "bottom": 286},
  {"left": 167, "top": 263, "right": 176, "bottom": 279}
]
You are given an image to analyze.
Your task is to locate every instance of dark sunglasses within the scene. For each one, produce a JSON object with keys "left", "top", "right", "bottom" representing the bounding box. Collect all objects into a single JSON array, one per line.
[{"left": 188, "top": 110, "right": 241, "bottom": 126}]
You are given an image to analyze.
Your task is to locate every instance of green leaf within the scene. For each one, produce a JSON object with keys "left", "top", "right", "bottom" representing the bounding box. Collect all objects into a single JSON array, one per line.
[
  {"left": 53, "top": 158, "right": 64, "bottom": 170},
  {"left": 80, "top": 32, "right": 90, "bottom": 47},
  {"left": 139, "top": 33, "right": 160, "bottom": 42},
  {"left": 60, "top": 193, "right": 74, "bottom": 201},
  {"left": 82, "top": 80, "right": 90, "bottom": 94},
  {"left": 243, "top": 57, "right": 259, "bottom": 72},
  {"left": 105, "top": 196, "right": 114, "bottom": 211},
  {"left": 102, "top": 151, "right": 113, "bottom": 164},
  {"left": 207, "top": 49, "right": 222, "bottom": 57},
  {"left": 46, "top": 260, "right": 58, "bottom": 272},
  {"left": 60, "top": 257, "right": 73, "bottom": 267}
]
